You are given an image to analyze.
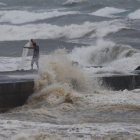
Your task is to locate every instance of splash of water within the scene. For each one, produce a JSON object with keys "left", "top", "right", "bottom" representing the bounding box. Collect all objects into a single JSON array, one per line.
[{"left": 26, "top": 49, "right": 88, "bottom": 108}]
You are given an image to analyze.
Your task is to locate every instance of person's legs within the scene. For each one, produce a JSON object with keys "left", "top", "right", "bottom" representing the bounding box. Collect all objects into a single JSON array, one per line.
[
  {"left": 35, "top": 57, "right": 39, "bottom": 69},
  {"left": 31, "top": 58, "right": 35, "bottom": 70}
]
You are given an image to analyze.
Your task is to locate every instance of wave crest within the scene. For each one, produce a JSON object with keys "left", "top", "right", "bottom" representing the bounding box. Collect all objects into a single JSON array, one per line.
[
  {"left": 0, "top": 10, "right": 80, "bottom": 24},
  {"left": 0, "top": 3, "right": 6, "bottom": 6},
  {"left": 70, "top": 40, "right": 140, "bottom": 73},
  {"left": 63, "top": 0, "right": 88, "bottom": 5},
  {"left": 91, "top": 7, "right": 127, "bottom": 18},
  {"left": 128, "top": 9, "right": 140, "bottom": 19},
  {"left": 0, "top": 21, "right": 125, "bottom": 41}
]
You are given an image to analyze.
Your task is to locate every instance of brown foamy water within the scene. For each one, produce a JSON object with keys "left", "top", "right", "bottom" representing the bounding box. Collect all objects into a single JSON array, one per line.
[{"left": 1, "top": 49, "right": 140, "bottom": 139}]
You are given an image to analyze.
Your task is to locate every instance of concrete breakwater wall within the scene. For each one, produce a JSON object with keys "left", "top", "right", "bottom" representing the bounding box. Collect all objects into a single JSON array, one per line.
[
  {"left": 101, "top": 75, "right": 140, "bottom": 90},
  {"left": 0, "top": 80, "right": 34, "bottom": 113},
  {"left": 0, "top": 74, "right": 140, "bottom": 113}
]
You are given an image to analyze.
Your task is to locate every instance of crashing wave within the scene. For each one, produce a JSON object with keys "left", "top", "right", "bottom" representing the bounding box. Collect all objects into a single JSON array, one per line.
[
  {"left": 128, "top": 9, "right": 140, "bottom": 19},
  {"left": 70, "top": 39, "right": 140, "bottom": 72},
  {"left": 91, "top": 7, "right": 127, "bottom": 18},
  {"left": 0, "top": 20, "right": 126, "bottom": 41},
  {"left": 23, "top": 49, "right": 87, "bottom": 108},
  {"left": 0, "top": 10, "right": 80, "bottom": 24},
  {"left": 0, "top": 3, "right": 6, "bottom": 6},
  {"left": 63, "top": 0, "right": 88, "bottom": 5}
]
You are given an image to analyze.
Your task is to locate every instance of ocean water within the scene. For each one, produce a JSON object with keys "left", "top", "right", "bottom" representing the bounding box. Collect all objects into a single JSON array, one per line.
[{"left": 1, "top": 0, "right": 140, "bottom": 139}]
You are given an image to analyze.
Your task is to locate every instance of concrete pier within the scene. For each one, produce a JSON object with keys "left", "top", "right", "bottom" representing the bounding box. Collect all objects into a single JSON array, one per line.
[
  {"left": 0, "top": 70, "right": 140, "bottom": 113},
  {"left": 0, "top": 70, "right": 36, "bottom": 113},
  {"left": 0, "top": 80, "right": 34, "bottom": 112},
  {"left": 101, "top": 75, "right": 140, "bottom": 90}
]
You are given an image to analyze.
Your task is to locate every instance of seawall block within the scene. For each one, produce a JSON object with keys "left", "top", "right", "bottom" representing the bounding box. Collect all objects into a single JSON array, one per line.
[
  {"left": 101, "top": 75, "right": 140, "bottom": 90},
  {"left": 1, "top": 74, "right": 140, "bottom": 113},
  {"left": 0, "top": 80, "right": 34, "bottom": 113}
]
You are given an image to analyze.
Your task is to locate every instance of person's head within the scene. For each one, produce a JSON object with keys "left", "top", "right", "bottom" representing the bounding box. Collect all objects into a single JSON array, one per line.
[
  {"left": 32, "top": 42, "right": 36, "bottom": 46},
  {"left": 31, "top": 39, "right": 34, "bottom": 42}
]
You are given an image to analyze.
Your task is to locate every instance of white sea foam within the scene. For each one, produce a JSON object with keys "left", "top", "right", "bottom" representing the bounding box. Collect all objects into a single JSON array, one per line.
[
  {"left": 91, "top": 7, "right": 127, "bottom": 18},
  {"left": 0, "top": 3, "right": 6, "bottom": 6},
  {"left": 128, "top": 9, "right": 140, "bottom": 19},
  {"left": 0, "top": 56, "right": 32, "bottom": 71},
  {"left": 2, "top": 88, "right": 140, "bottom": 139},
  {"left": 0, "top": 120, "right": 140, "bottom": 140},
  {"left": 1, "top": 50, "right": 140, "bottom": 140},
  {"left": 1, "top": 39, "right": 139, "bottom": 75},
  {"left": 70, "top": 39, "right": 140, "bottom": 74},
  {"left": 7, "top": 50, "right": 140, "bottom": 115},
  {"left": 0, "top": 39, "right": 139, "bottom": 75},
  {"left": 1, "top": 1, "right": 140, "bottom": 139},
  {"left": 90, "top": 22, "right": 125, "bottom": 38},
  {"left": 63, "top": 0, "right": 88, "bottom": 5},
  {"left": 0, "top": 10, "right": 80, "bottom": 24},
  {"left": 0, "top": 20, "right": 125, "bottom": 41}
]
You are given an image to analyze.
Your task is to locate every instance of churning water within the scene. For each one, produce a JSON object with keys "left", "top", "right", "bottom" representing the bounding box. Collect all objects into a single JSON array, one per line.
[{"left": 1, "top": 0, "right": 140, "bottom": 139}]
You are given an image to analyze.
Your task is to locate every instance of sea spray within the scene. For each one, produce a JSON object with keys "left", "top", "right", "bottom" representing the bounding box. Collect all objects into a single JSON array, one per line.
[
  {"left": 19, "top": 40, "right": 31, "bottom": 70},
  {"left": 3, "top": 49, "right": 140, "bottom": 139},
  {"left": 70, "top": 39, "right": 140, "bottom": 73},
  {"left": 11, "top": 49, "right": 100, "bottom": 114},
  {"left": 26, "top": 49, "right": 87, "bottom": 107}
]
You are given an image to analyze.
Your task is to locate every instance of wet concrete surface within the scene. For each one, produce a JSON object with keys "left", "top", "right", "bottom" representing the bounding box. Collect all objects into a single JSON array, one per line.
[
  {"left": 0, "top": 70, "right": 36, "bottom": 112},
  {"left": 0, "top": 70, "right": 37, "bottom": 83},
  {"left": 0, "top": 70, "right": 140, "bottom": 113}
]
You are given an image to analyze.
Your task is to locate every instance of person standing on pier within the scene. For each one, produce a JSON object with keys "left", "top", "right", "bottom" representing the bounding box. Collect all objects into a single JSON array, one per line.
[{"left": 24, "top": 39, "right": 40, "bottom": 70}]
